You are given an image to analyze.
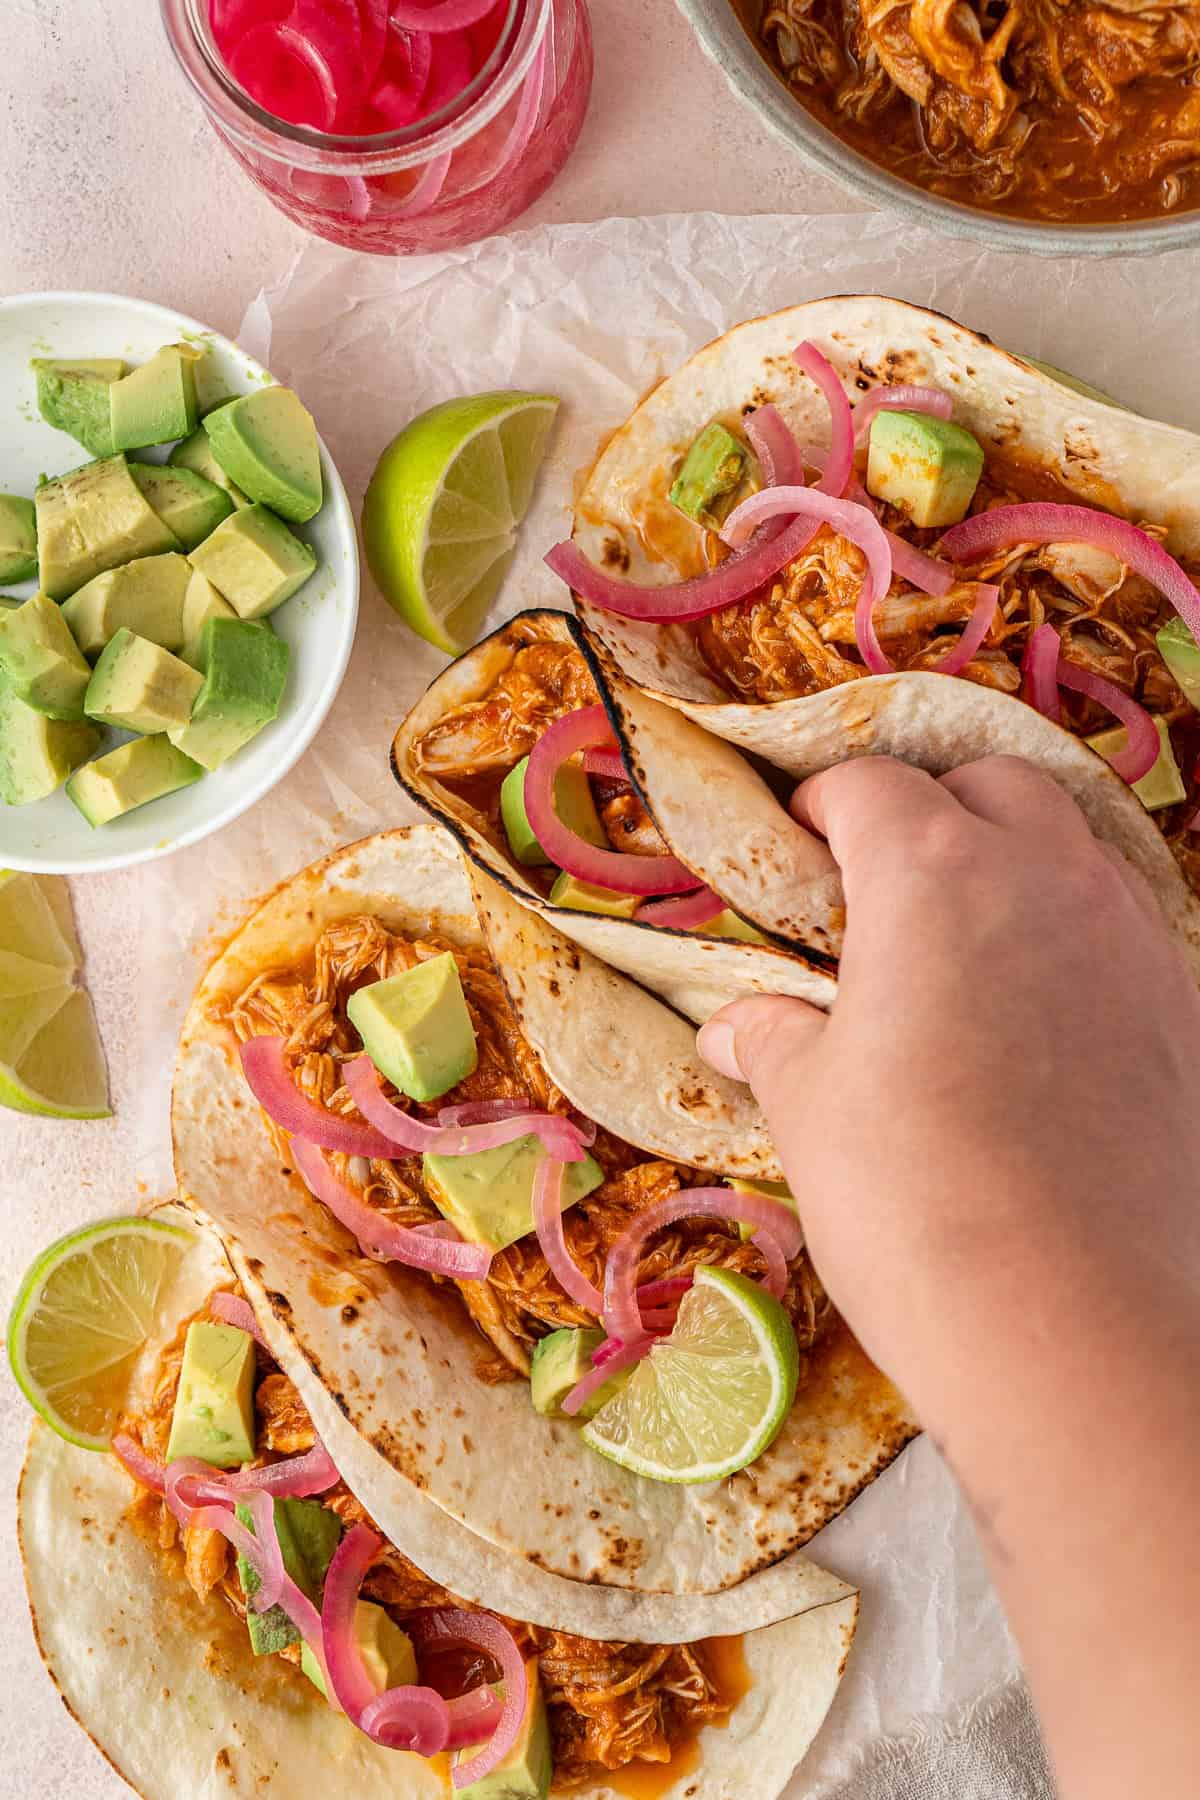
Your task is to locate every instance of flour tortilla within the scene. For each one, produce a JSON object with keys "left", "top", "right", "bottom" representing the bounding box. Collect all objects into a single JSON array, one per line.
[
  {"left": 172, "top": 828, "right": 918, "bottom": 1596},
  {"left": 568, "top": 295, "right": 1200, "bottom": 979},
  {"left": 18, "top": 1215, "right": 859, "bottom": 1800}
]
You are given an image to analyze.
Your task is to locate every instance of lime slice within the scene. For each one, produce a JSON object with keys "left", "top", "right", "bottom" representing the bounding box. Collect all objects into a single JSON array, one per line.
[
  {"left": 0, "top": 871, "right": 109, "bottom": 1118},
  {"left": 362, "top": 391, "right": 559, "bottom": 655},
  {"left": 8, "top": 1216, "right": 194, "bottom": 1449},
  {"left": 581, "top": 1266, "right": 800, "bottom": 1484}
]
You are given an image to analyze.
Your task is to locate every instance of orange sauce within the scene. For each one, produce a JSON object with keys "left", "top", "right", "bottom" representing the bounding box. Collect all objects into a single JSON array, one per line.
[{"left": 606, "top": 1636, "right": 752, "bottom": 1799}]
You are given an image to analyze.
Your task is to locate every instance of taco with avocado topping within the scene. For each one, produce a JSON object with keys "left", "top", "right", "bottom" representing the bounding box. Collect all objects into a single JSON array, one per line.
[
  {"left": 401, "top": 298, "right": 1200, "bottom": 1011},
  {"left": 18, "top": 1215, "right": 859, "bottom": 1799},
  {"left": 171, "top": 826, "right": 916, "bottom": 1597}
]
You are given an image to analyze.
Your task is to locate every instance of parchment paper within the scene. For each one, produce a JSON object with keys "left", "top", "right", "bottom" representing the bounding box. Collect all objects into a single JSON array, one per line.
[{"left": 15, "top": 208, "right": 1197, "bottom": 1793}]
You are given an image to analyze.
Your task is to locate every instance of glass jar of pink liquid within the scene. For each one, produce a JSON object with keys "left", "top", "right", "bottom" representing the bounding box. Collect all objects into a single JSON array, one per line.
[{"left": 160, "top": 0, "right": 592, "bottom": 254}]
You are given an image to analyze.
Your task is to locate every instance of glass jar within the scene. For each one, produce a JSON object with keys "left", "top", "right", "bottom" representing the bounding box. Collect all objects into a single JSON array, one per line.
[{"left": 160, "top": 0, "right": 593, "bottom": 255}]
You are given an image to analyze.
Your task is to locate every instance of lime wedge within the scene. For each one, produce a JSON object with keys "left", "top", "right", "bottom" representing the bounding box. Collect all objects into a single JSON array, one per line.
[
  {"left": 362, "top": 391, "right": 558, "bottom": 655},
  {"left": 0, "top": 872, "right": 109, "bottom": 1118},
  {"left": 581, "top": 1266, "right": 800, "bottom": 1484},
  {"left": 8, "top": 1216, "right": 195, "bottom": 1449}
]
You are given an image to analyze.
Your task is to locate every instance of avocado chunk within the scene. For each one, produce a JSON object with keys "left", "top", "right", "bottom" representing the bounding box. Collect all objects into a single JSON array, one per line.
[
  {"left": 0, "top": 494, "right": 38, "bottom": 583},
  {"left": 188, "top": 504, "right": 317, "bottom": 619},
  {"left": 129, "top": 462, "right": 233, "bottom": 551},
  {"left": 33, "top": 358, "right": 127, "bottom": 458},
  {"left": 670, "top": 421, "right": 755, "bottom": 531},
  {"left": 170, "top": 426, "right": 251, "bottom": 508},
  {"left": 699, "top": 909, "right": 766, "bottom": 944},
  {"left": 454, "top": 1661, "right": 552, "bottom": 1800},
  {"left": 866, "top": 410, "right": 984, "bottom": 529},
  {"left": 501, "top": 753, "right": 607, "bottom": 867},
  {"left": 169, "top": 615, "right": 289, "bottom": 770},
  {"left": 301, "top": 1600, "right": 417, "bottom": 1700},
  {"left": 61, "top": 552, "right": 192, "bottom": 658},
  {"left": 36, "top": 454, "right": 180, "bottom": 600},
  {"left": 1086, "top": 715, "right": 1185, "bottom": 812},
  {"left": 164, "top": 1320, "right": 256, "bottom": 1468},
  {"left": 1156, "top": 617, "right": 1200, "bottom": 712},
  {"left": 85, "top": 628, "right": 202, "bottom": 735},
  {"left": 530, "top": 1327, "right": 630, "bottom": 1421},
  {"left": 66, "top": 733, "right": 203, "bottom": 826},
  {"left": 109, "top": 345, "right": 199, "bottom": 451},
  {"left": 548, "top": 871, "right": 639, "bottom": 918},
  {"left": 0, "top": 686, "right": 98, "bottom": 804},
  {"left": 424, "top": 1136, "right": 604, "bottom": 1254},
  {"left": 238, "top": 1497, "right": 342, "bottom": 1657},
  {"left": 347, "top": 951, "right": 478, "bottom": 1103},
  {"left": 0, "top": 592, "right": 91, "bottom": 719},
  {"left": 179, "top": 569, "right": 237, "bottom": 668},
  {"left": 728, "top": 1176, "right": 799, "bottom": 1243},
  {"left": 204, "top": 386, "right": 323, "bottom": 523}
]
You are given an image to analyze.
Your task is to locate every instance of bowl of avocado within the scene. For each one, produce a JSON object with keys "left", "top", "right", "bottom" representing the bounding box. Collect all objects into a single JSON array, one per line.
[{"left": 0, "top": 290, "right": 358, "bottom": 873}]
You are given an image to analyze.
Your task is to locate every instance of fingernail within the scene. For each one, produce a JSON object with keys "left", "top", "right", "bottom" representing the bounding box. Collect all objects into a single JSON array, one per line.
[{"left": 696, "top": 1019, "right": 745, "bottom": 1082}]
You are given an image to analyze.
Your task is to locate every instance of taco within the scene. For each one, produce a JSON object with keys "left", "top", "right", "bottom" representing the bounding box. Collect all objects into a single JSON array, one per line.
[
  {"left": 19, "top": 1214, "right": 859, "bottom": 1799},
  {"left": 547, "top": 296, "right": 1200, "bottom": 976},
  {"left": 172, "top": 826, "right": 916, "bottom": 1596}
]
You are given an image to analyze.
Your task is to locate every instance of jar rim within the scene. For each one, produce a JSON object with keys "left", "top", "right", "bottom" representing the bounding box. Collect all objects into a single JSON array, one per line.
[{"left": 159, "top": 0, "right": 550, "bottom": 172}]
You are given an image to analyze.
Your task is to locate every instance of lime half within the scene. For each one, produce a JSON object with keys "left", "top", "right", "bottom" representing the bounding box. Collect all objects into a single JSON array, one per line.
[
  {"left": 581, "top": 1266, "right": 800, "bottom": 1484},
  {"left": 7, "top": 1216, "right": 194, "bottom": 1449},
  {"left": 362, "top": 391, "right": 559, "bottom": 655},
  {"left": 0, "top": 871, "right": 109, "bottom": 1118}
]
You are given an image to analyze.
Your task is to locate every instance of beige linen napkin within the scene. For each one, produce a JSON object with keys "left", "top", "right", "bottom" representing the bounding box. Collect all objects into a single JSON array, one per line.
[{"left": 820, "top": 1680, "right": 1055, "bottom": 1800}]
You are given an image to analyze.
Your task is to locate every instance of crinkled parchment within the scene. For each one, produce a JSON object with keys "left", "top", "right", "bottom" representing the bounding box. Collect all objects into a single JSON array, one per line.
[{"left": 15, "top": 208, "right": 1198, "bottom": 1793}]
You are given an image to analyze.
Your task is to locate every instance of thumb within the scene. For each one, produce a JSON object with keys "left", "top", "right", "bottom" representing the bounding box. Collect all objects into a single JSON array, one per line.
[{"left": 696, "top": 994, "right": 828, "bottom": 1113}]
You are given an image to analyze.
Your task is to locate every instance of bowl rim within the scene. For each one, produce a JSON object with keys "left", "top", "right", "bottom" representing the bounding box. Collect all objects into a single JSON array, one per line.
[
  {"left": 677, "top": 0, "right": 1200, "bottom": 257},
  {"left": 0, "top": 288, "right": 359, "bottom": 877}
]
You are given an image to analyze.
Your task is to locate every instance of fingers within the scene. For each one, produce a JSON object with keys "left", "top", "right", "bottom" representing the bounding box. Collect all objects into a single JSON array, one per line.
[
  {"left": 697, "top": 994, "right": 828, "bottom": 1119},
  {"left": 790, "top": 757, "right": 960, "bottom": 873},
  {"left": 1098, "top": 840, "right": 1164, "bottom": 923},
  {"left": 937, "top": 755, "right": 1095, "bottom": 841}
]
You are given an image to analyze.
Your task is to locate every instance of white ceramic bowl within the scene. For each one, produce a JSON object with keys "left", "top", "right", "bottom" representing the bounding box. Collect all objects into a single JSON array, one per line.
[{"left": 0, "top": 291, "right": 359, "bottom": 874}]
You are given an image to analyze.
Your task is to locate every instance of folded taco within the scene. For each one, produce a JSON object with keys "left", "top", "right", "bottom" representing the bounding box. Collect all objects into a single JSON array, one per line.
[
  {"left": 172, "top": 826, "right": 916, "bottom": 1596},
  {"left": 549, "top": 296, "right": 1200, "bottom": 974},
  {"left": 19, "top": 1215, "right": 859, "bottom": 1799}
]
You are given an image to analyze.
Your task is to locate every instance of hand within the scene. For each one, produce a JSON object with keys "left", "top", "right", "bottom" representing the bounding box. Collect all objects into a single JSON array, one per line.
[{"left": 698, "top": 754, "right": 1200, "bottom": 1800}]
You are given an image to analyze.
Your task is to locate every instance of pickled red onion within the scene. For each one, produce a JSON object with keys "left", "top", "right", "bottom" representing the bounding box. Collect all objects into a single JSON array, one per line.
[
  {"left": 634, "top": 886, "right": 726, "bottom": 929},
  {"left": 209, "top": 1290, "right": 268, "bottom": 1347},
  {"left": 938, "top": 502, "right": 1200, "bottom": 645},
  {"left": 532, "top": 1155, "right": 603, "bottom": 1314},
  {"left": 1022, "top": 623, "right": 1063, "bottom": 723},
  {"left": 360, "top": 0, "right": 391, "bottom": 85},
  {"left": 406, "top": 1608, "right": 528, "bottom": 1787},
  {"left": 852, "top": 384, "right": 954, "bottom": 444},
  {"left": 744, "top": 403, "right": 804, "bottom": 489},
  {"left": 525, "top": 708, "right": 699, "bottom": 894},
  {"left": 752, "top": 1229, "right": 789, "bottom": 1302},
  {"left": 421, "top": 25, "right": 474, "bottom": 110},
  {"left": 1057, "top": 660, "right": 1161, "bottom": 783},
  {"left": 581, "top": 746, "right": 628, "bottom": 782},
  {"left": 561, "top": 1334, "right": 652, "bottom": 1417},
  {"left": 165, "top": 1474, "right": 284, "bottom": 1612},
  {"left": 792, "top": 342, "right": 854, "bottom": 498},
  {"left": 927, "top": 583, "right": 1001, "bottom": 678},
  {"left": 227, "top": 23, "right": 339, "bottom": 130},
  {"left": 887, "top": 533, "right": 956, "bottom": 597},
  {"left": 344, "top": 1054, "right": 587, "bottom": 1161},
  {"left": 437, "top": 1095, "right": 534, "bottom": 1126},
  {"left": 240, "top": 1036, "right": 397, "bottom": 1158},
  {"left": 322, "top": 1525, "right": 452, "bottom": 1754},
  {"left": 222, "top": 1441, "right": 340, "bottom": 1498},
  {"left": 385, "top": 150, "right": 452, "bottom": 218},
  {"left": 111, "top": 1432, "right": 167, "bottom": 1493},
  {"left": 290, "top": 1134, "right": 494, "bottom": 1279},
  {"left": 390, "top": 0, "right": 498, "bottom": 32}
]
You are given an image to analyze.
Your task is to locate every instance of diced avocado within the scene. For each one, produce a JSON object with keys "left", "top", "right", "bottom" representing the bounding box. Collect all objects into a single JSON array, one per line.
[
  {"left": 548, "top": 871, "right": 639, "bottom": 918},
  {"left": 729, "top": 1177, "right": 800, "bottom": 1243},
  {"left": 670, "top": 421, "right": 755, "bottom": 530},
  {"left": 1024, "top": 358, "right": 1127, "bottom": 411},
  {"left": 85, "top": 628, "right": 202, "bottom": 735},
  {"left": 0, "top": 592, "right": 91, "bottom": 719},
  {"left": 109, "top": 345, "right": 199, "bottom": 451},
  {"left": 164, "top": 1320, "right": 256, "bottom": 1468},
  {"left": 501, "top": 754, "right": 607, "bottom": 867},
  {"left": 300, "top": 1600, "right": 416, "bottom": 1701},
  {"left": 169, "top": 615, "right": 289, "bottom": 769},
  {"left": 237, "top": 1496, "right": 341, "bottom": 1657},
  {"left": 347, "top": 951, "right": 477, "bottom": 1103},
  {"left": 1086, "top": 715, "right": 1186, "bottom": 812},
  {"left": 188, "top": 503, "right": 317, "bottom": 619},
  {"left": 698, "top": 909, "right": 766, "bottom": 944},
  {"left": 36, "top": 454, "right": 180, "bottom": 600},
  {"left": 129, "top": 462, "right": 233, "bottom": 552},
  {"left": 424, "top": 1136, "right": 604, "bottom": 1255},
  {"left": 0, "top": 494, "right": 38, "bottom": 582},
  {"left": 204, "top": 386, "right": 323, "bottom": 523},
  {"left": 866, "top": 410, "right": 984, "bottom": 529},
  {"left": 33, "top": 358, "right": 127, "bottom": 458},
  {"left": 170, "top": 426, "right": 251, "bottom": 508},
  {"left": 66, "top": 733, "right": 203, "bottom": 826},
  {"left": 61, "top": 553, "right": 192, "bottom": 658},
  {"left": 530, "top": 1326, "right": 630, "bottom": 1421},
  {"left": 455, "top": 1661, "right": 552, "bottom": 1800},
  {"left": 0, "top": 685, "right": 98, "bottom": 804},
  {"left": 1157, "top": 617, "right": 1200, "bottom": 712},
  {"left": 179, "top": 570, "right": 237, "bottom": 669}
]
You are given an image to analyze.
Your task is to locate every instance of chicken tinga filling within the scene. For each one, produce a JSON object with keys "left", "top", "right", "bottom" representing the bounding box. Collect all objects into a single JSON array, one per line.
[
  {"left": 112, "top": 1290, "right": 742, "bottom": 1793},
  {"left": 546, "top": 344, "right": 1200, "bottom": 902},
  {"left": 231, "top": 914, "right": 822, "bottom": 1458}
]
